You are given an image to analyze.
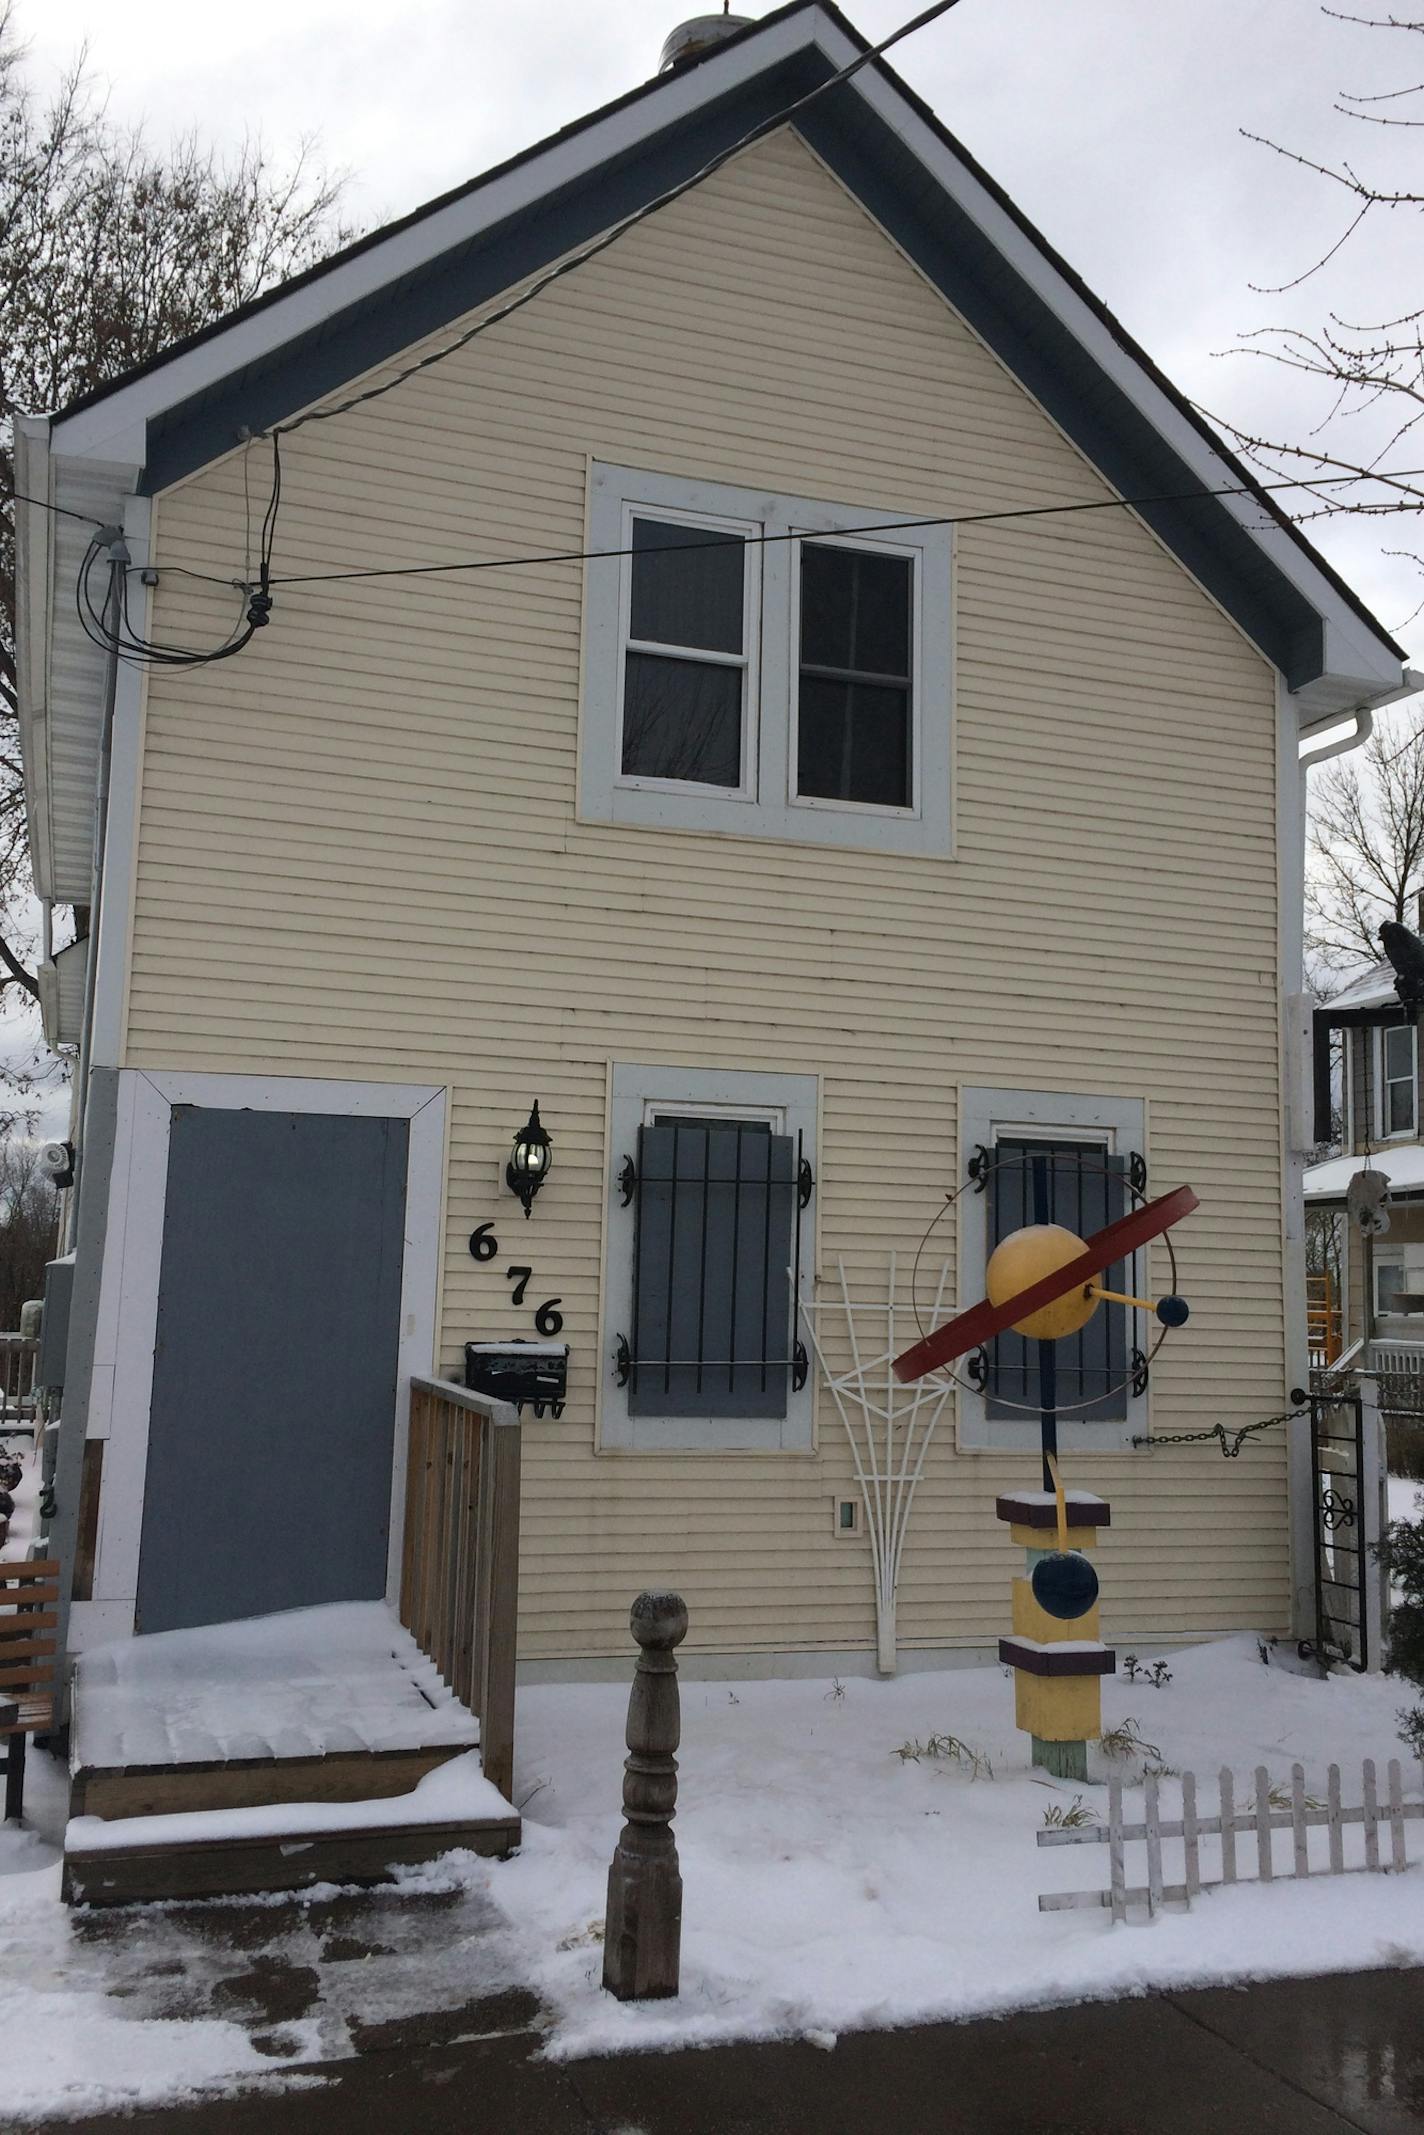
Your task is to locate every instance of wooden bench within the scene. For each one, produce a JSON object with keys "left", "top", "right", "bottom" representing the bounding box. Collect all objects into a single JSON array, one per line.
[{"left": 1, "top": 1557, "right": 60, "bottom": 1821}]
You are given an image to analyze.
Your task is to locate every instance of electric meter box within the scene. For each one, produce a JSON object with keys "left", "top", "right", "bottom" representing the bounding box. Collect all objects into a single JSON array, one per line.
[{"left": 37, "top": 1254, "right": 76, "bottom": 1390}]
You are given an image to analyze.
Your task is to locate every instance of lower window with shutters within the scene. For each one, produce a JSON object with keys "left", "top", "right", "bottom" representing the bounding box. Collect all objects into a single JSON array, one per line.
[
  {"left": 956, "top": 1088, "right": 1149, "bottom": 1455},
  {"left": 986, "top": 1138, "right": 1130, "bottom": 1424},
  {"left": 601, "top": 1065, "right": 818, "bottom": 1451}
]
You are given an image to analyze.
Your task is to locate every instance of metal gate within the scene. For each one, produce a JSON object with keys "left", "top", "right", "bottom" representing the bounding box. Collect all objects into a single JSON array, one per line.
[{"left": 1311, "top": 1388, "right": 1368, "bottom": 1671}]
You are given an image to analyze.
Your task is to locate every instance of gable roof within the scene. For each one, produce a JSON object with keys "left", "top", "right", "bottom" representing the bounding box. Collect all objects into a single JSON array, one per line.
[{"left": 20, "top": 1, "right": 1414, "bottom": 903}]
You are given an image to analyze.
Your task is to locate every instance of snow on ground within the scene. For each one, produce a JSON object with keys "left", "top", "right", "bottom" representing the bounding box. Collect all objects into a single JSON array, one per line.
[
  {"left": 485, "top": 1636, "right": 1424, "bottom": 2060},
  {"left": 5, "top": 1603, "right": 1424, "bottom": 2109}
]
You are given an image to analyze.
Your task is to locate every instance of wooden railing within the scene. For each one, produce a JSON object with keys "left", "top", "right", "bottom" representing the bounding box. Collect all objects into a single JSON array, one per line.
[
  {"left": 0, "top": 1336, "right": 39, "bottom": 1436},
  {"left": 399, "top": 1377, "right": 522, "bottom": 1802},
  {"left": 1306, "top": 1272, "right": 1342, "bottom": 1368}
]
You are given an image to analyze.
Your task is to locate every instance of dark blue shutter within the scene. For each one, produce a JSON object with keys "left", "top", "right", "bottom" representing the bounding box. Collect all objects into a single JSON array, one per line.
[
  {"left": 987, "top": 1140, "right": 1129, "bottom": 1423},
  {"left": 629, "top": 1120, "right": 794, "bottom": 1418}
]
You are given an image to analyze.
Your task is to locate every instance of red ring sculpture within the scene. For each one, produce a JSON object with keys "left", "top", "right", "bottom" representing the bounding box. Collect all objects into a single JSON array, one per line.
[{"left": 892, "top": 1184, "right": 1200, "bottom": 1386}]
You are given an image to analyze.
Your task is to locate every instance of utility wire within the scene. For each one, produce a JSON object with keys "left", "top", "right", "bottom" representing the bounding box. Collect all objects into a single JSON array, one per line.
[
  {"left": 75, "top": 434, "right": 280, "bottom": 669},
  {"left": 268, "top": 0, "right": 967, "bottom": 442},
  {"left": 4, "top": 488, "right": 107, "bottom": 527},
  {"left": 79, "top": 1, "right": 965, "bottom": 666},
  {"left": 247, "top": 462, "right": 1424, "bottom": 590}
]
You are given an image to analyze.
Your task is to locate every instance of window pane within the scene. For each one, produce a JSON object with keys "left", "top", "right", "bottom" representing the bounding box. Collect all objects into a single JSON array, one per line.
[
  {"left": 801, "top": 543, "right": 911, "bottom": 678},
  {"left": 629, "top": 1121, "right": 794, "bottom": 1419},
  {"left": 1390, "top": 1076, "right": 1415, "bottom": 1134},
  {"left": 630, "top": 517, "right": 745, "bottom": 654},
  {"left": 622, "top": 651, "right": 742, "bottom": 787},
  {"left": 1386, "top": 1025, "right": 1414, "bottom": 1080},
  {"left": 798, "top": 676, "right": 911, "bottom": 807},
  {"left": 987, "top": 1139, "right": 1128, "bottom": 1423}
]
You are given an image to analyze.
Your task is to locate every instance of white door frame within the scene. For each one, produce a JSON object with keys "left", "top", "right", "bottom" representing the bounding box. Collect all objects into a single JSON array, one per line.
[{"left": 75, "top": 1069, "right": 448, "bottom": 1648}]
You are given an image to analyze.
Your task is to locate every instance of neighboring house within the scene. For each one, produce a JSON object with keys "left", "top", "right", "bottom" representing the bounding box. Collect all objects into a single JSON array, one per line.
[
  {"left": 15, "top": 0, "right": 1419, "bottom": 1712},
  {"left": 1307, "top": 955, "right": 1424, "bottom": 1353}
]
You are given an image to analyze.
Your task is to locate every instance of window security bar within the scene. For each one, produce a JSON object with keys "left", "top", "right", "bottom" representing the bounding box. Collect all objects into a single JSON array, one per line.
[{"left": 615, "top": 1123, "right": 812, "bottom": 1417}]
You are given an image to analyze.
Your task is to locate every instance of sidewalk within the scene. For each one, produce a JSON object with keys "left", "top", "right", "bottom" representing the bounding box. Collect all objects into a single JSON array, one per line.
[{"left": 37, "top": 1966, "right": 1424, "bottom": 2134}]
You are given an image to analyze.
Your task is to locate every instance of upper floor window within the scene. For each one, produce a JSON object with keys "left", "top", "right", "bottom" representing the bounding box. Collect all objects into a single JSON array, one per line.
[
  {"left": 796, "top": 539, "right": 915, "bottom": 810},
  {"left": 1377, "top": 1022, "right": 1417, "bottom": 1139},
  {"left": 621, "top": 511, "right": 759, "bottom": 791},
  {"left": 581, "top": 464, "right": 950, "bottom": 855}
]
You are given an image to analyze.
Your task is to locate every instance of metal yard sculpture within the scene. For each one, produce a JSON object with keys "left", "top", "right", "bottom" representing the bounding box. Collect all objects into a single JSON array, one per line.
[{"left": 894, "top": 1166, "right": 1198, "bottom": 1778}]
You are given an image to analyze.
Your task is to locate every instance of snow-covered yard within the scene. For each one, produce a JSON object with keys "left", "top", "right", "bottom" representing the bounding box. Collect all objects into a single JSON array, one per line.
[
  {"left": 4, "top": 1624, "right": 1424, "bottom": 2119},
  {"left": 498, "top": 1634, "right": 1424, "bottom": 2060},
  {"left": 6, "top": 1436, "right": 1424, "bottom": 2118}
]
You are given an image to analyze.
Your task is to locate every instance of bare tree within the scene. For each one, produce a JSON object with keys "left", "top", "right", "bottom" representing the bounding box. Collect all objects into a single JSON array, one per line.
[
  {"left": 0, "top": 1137, "right": 56, "bottom": 1326},
  {"left": 1308, "top": 711, "right": 1424, "bottom": 975},
  {"left": 1212, "top": 8, "right": 1424, "bottom": 601},
  {"left": 0, "top": 5, "right": 350, "bottom": 1000}
]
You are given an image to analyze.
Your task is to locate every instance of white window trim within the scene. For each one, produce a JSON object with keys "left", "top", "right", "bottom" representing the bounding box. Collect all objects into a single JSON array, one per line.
[
  {"left": 580, "top": 461, "right": 952, "bottom": 856},
  {"left": 955, "top": 1087, "right": 1149, "bottom": 1456},
  {"left": 1375, "top": 1022, "right": 1418, "bottom": 1141},
  {"left": 1375, "top": 1237, "right": 1424, "bottom": 1319},
  {"left": 74, "top": 1070, "right": 447, "bottom": 1647},
  {"left": 599, "top": 1062, "right": 819, "bottom": 1453}
]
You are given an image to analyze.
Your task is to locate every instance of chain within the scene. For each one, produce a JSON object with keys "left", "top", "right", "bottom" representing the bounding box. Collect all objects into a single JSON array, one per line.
[{"left": 1131, "top": 1407, "right": 1309, "bottom": 1459}]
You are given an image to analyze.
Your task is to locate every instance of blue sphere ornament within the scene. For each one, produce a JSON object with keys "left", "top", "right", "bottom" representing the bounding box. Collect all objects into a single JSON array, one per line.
[
  {"left": 1155, "top": 1294, "right": 1190, "bottom": 1328},
  {"left": 1031, "top": 1549, "right": 1100, "bottom": 1622}
]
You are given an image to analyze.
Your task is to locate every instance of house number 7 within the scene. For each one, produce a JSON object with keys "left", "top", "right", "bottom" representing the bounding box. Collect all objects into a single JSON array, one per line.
[{"left": 506, "top": 1266, "right": 532, "bottom": 1307}]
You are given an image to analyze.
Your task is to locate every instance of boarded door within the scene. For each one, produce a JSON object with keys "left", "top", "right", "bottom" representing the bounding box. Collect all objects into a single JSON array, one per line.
[{"left": 135, "top": 1107, "right": 409, "bottom": 1634}]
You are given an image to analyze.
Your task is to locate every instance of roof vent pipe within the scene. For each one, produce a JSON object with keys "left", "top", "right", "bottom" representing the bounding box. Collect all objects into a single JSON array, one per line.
[{"left": 659, "top": 11, "right": 755, "bottom": 73}]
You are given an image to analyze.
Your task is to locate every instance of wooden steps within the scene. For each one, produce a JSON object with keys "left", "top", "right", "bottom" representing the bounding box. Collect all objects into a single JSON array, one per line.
[
  {"left": 62, "top": 1601, "right": 519, "bottom": 1905},
  {"left": 70, "top": 1739, "right": 475, "bottom": 1821},
  {"left": 63, "top": 1793, "right": 520, "bottom": 1906}
]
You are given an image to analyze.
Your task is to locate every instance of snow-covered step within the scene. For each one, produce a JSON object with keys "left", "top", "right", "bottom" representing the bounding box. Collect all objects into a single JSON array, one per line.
[{"left": 63, "top": 1751, "right": 520, "bottom": 1905}]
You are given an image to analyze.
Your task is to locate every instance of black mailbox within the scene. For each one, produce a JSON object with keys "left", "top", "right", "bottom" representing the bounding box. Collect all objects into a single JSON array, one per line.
[{"left": 464, "top": 1340, "right": 568, "bottom": 1418}]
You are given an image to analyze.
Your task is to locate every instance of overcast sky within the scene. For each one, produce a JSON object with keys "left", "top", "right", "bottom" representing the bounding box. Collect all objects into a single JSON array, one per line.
[
  {"left": 23, "top": 0, "right": 1422, "bottom": 645},
  {"left": 12, "top": 1, "right": 1424, "bottom": 1120}
]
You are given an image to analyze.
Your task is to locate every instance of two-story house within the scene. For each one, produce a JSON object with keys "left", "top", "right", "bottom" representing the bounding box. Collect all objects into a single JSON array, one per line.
[
  {"left": 16, "top": 1, "right": 1418, "bottom": 1778},
  {"left": 1307, "top": 946, "right": 1424, "bottom": 1348}
]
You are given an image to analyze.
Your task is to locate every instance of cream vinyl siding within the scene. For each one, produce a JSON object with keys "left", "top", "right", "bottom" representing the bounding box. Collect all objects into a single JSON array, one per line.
[{"left": 124, "top": 130, "right": 1288, "bottom": 1661}]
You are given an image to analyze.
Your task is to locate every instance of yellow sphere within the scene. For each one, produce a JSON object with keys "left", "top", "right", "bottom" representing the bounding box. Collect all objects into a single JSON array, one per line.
[{"left": 986, "top": 1223, "right": 1097, "bottom": 1340}]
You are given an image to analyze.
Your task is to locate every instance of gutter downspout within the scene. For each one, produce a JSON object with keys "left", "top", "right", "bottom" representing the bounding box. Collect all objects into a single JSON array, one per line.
[
  {"left": 66, "top": 530, "right": 127, "bottom": 1252},
  {"left": 1299, "top": 669, "right": 1424, "bottom": 770}
]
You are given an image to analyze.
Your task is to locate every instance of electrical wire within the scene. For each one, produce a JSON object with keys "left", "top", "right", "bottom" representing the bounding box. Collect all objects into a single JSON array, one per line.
[
  {"left": 3, "top": 487, "right": 107, "bottom": 527},
  {"left": 76, "top": 4, "right": 965, "bottom": 665},
  {"left": 75, "top": 433, "right": 280, "bottom": 669},
  {"left": 268, "top": 1, "right": 968, "bottom": 443},
  {"left": 254, "top": 462, "right": 1424, "bottom": 591}
]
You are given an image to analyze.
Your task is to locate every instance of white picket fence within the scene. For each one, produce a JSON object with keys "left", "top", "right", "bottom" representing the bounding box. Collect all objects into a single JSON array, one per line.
[{"left": 1039, "top": 1760, "right": 1422, "bottom": 1922}]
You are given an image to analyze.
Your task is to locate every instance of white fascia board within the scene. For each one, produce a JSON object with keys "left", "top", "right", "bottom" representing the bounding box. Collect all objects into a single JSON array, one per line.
[
  {"left": 804, "top": 15, "right": 1405, "bottom": 705},
  {"left": 14, "top": 416, "right": 56, "bottom": 900},
  {"left": 46, "top": 10, "right": 825, "bottom": 467},
  {"left": 44, "top": 1, "right": 1400, "bottom": 703}
]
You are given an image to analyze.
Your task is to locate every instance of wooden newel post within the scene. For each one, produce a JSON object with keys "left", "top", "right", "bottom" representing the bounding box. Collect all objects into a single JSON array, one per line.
[{"left": 602, "top": 1589, "right": 687, "bottom": 2001}]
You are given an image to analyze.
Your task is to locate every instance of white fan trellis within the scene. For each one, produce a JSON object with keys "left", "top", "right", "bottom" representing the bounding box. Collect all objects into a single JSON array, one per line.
[{"left": 799, "top": 1254, "right": 954, "bottom": 1674}]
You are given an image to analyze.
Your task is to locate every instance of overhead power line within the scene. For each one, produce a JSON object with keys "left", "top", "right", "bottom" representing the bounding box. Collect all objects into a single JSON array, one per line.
[
  {"left": 216, "top": 463, "right": 1421, "bottom": 592},
  {"left": 267, "top": 1, "right": 968, "bottom": 442},
  {"left": 4, "top": 488, "right": 107, "bottom": 527},
  {"left": 76, "top": 0, "right": 966, "bottom": 669}
]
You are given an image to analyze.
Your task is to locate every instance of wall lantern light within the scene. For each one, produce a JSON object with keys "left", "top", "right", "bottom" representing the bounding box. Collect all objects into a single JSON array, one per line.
[{"left": 507, "top": 1100, "right": 552, "bottom": 1218}]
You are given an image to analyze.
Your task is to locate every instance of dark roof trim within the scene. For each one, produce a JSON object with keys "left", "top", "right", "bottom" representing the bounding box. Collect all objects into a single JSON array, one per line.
[
  {"left": 61, "top": 0, "right": 1401, "bottom": 676},
  {"left": 57, "top": 0, "right": 819, "bottom": 426}
]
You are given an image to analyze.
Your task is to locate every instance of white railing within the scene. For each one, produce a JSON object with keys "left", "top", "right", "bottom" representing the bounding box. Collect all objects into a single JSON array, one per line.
[{"left": 1039, "top": 1759, "right": 1421, "bottom": 1920}]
